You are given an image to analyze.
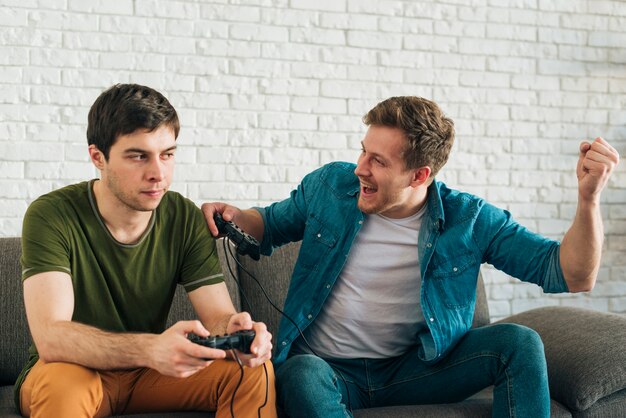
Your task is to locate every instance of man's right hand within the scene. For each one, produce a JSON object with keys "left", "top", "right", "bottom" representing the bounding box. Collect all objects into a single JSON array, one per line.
[
  {"left": 202, "top": 202, "right": 265, "bottom": 242},
  {"left": 148, "top": 320, "right": 227, "bottom": 379},
  {"left": 201, "top": 202, "right": 242, "bottom": 237}
]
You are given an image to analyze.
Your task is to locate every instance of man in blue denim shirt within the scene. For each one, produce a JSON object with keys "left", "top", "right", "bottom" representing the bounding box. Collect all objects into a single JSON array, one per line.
[{"left": 204, "top": 97, "right": 619, "bottom": 418}]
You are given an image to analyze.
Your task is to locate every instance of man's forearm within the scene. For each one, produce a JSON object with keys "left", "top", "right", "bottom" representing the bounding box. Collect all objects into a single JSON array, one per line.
[
  {"left": 37, "top": 320, "right": 156, "bottom": 370},
  {"left": 560, "top": 198, "right": 604, "bottom": 292},
  {"left": 205, "top": 313, "right": 234, "bottom": 336}
]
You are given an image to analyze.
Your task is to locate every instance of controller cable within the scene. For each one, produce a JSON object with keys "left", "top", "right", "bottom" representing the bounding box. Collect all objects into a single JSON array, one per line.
[
  {"left": 229, "top": 349, "right": 244, "bottom": 418},
  {"left": 221, "top": 238, "right": 353, "bottom": 414},
  {"left": 222, "top": 240, "right": 270, "bottom": 418}
]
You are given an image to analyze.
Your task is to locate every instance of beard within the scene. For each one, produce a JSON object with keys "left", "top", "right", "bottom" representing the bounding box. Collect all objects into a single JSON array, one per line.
[
  {"left": 356, "top": 185, "right": 410, "bottom": 217},
  {"left": 357, "top": 192, "right": 391, "bottom": 215},
  {"left": 105, "top": 172, "right": 164, "bottom": 212}
]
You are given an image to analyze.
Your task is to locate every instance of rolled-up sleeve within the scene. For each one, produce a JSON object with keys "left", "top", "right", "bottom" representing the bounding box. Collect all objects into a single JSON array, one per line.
[{"left": 476, "top": 201, "right": 569, "bottom": 294}]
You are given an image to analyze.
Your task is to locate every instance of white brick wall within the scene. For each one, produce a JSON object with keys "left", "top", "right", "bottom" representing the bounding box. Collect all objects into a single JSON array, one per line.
[{"left": 1, "top": 0, "right": 625, "bottom": 319}]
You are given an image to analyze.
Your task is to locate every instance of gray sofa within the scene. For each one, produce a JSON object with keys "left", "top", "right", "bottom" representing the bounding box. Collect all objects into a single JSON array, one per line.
[{"left": 1, "top": 236, "right": 625, "bottom": 417}]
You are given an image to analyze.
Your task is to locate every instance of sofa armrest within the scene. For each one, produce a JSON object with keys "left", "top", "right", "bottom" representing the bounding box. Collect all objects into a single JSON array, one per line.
[{"left": 497, "top": 306, "right": 626, "bottom": 412}]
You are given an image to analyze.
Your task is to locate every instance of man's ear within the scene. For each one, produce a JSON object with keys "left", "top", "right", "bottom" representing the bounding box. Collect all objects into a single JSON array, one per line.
[
  {"left": 410, "top": 166, "right": 432, "bottom": 187},
  {"left": 88, "top": 145, "right": 105, "bottom": 170}
]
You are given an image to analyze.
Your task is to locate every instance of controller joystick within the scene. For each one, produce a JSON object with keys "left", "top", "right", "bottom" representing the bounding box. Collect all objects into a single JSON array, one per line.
[{"left": 214, "top": 213, "right": 261, "bottom": 260}]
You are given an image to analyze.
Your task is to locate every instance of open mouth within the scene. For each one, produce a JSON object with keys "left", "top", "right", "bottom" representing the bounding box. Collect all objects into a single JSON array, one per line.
[{"left": 361, "top": 185, "right": 377, "bottom": 195}]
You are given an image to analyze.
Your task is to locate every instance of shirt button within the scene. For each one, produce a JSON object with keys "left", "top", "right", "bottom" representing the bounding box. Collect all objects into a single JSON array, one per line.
[
  {"left": 429, "top": 317, "right": 435, "bottom": 322},
  {"left": 358, "top": 220, "right": 363, "bottom": 225},
  {"left": 307, "top": 314, "right": 313, "bottom": 320},
  {"left": 282, "top": 341, "right": 287, "bottom": 346},
  {"left": 317, "top": 233, "right": 321, "bottom": 238},
  {"left": 453, "top": 267, "right": 458, "bottom": 272},
  {"left": 426, "top": 243, "right": 432, "bottom": 248},
  {"left": 326, "top": 284, "right": 331, "bottom": 289}
]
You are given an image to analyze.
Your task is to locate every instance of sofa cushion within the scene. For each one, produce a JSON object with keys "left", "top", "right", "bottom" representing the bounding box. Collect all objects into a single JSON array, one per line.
[
  {"left": 498, "top": 306, "right": 626, "bottom": 412},
  {"left": 0, "top": 237, "right": 30, "bottom": 386},
  {"left": 352, "top": 400, "right": 491, "bottom": 418},
  {"left": 236, "top": 242, "right": 299, "bottom": 336},
  {"left": 572, "top": 387, "right": 626, "bottom": 418},
  {"left": 351, "top": 398, "right": 572, "bottom": 418}
]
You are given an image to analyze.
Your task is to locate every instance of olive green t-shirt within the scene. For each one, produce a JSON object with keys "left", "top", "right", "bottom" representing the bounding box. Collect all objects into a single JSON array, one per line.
[{"left": 15, "top": 180, "right": 224, "bottom": 407}]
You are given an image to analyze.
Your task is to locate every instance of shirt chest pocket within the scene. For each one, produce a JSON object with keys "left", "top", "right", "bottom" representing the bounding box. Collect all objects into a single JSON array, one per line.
[
  {"left": 299, "top": 215, "right": 338, "bottom": 268},
  {"left": 428, "top": 251, "right": 480, "bottom": 309}
]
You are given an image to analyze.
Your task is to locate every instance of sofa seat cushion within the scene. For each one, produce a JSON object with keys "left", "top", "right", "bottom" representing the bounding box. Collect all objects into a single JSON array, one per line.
[
  {"left": 572, "top": 387, "right": 626, "bottom": 418},
  {"left": 351, "top": 398, "right": 572, "bottom": 418},
  {"left": 498, "top": 306, "right": 626, "bottom": 412}
]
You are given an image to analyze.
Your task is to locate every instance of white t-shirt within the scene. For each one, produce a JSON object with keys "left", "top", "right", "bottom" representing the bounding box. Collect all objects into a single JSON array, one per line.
[{"left": 294, "top": 206, "right": 427, "bottom": 358}]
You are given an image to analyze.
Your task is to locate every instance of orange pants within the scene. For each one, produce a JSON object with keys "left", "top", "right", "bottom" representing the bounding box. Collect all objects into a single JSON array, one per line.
[{"left": 20, "top": 359, "right": 276, "bottom": 418}]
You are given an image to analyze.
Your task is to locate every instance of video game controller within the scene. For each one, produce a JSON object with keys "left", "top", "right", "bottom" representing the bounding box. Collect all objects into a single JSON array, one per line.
[
  {"left": 214, "top": 212, "right": 261, "bottom": 260},
  {"left": 189, "top": 329, "right": 256, "bottom": 354}
]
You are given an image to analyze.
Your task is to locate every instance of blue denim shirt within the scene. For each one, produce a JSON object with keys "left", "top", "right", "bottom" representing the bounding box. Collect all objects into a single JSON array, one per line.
[{"left": 256, "top": 162, "right": 568, "bottom": 367}]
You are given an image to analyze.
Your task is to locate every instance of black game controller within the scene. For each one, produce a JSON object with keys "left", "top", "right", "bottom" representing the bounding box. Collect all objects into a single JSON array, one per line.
[
  {"left": 189, "top": 329, "right": 256, "bottom": 354},
  {"left": 214, "top": 212, "right": 261, "bottom": 260}
]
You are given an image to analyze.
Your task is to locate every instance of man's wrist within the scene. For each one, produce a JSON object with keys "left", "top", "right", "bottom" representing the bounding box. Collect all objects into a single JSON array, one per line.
[{"left": 577, "top": 192, "right": 601, "bottom": 210}]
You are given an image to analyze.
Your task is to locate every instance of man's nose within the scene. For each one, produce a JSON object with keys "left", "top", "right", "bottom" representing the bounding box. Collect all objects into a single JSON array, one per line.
[
  {"left": 147, "top": 159, "right": 165, "bottom": 182},
  {"left": 354, "top": 157, "right": 369, "bottom": 177}
]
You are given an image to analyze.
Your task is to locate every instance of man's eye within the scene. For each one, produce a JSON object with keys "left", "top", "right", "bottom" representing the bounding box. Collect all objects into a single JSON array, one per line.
[{"left": 162, "top": 153, "right": 175, "bottom": 159}]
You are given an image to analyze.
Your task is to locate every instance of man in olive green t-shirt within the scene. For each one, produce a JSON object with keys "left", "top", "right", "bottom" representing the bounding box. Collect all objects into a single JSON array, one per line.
[{"left": 16, "top": 84, "right": 277, "bottom": 418}]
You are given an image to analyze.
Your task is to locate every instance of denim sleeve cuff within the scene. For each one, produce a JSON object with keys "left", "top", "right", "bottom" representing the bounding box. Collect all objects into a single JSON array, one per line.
[
  {"left": 253, "top": 206, "right": 274, "bottom": 256},
  {"left": 542, "top": 244, "right": 569, "bottom": 293}
]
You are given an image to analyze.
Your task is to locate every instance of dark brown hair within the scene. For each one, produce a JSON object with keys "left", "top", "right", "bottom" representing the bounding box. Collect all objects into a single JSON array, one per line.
[
  {"left": 87, "top": 84, "right": 180, "bottom": 160},
  {"left": 363, "top": 96, "right": 455, "bottom": 177}
]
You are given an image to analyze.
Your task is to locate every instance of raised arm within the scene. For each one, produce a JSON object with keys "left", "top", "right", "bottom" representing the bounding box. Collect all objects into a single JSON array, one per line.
[
  {"left": 24, "top": 271, "right": 227, "bottom": 378},
  {"left": 560, "top": 137, "right": 620, "bottom": 292}
]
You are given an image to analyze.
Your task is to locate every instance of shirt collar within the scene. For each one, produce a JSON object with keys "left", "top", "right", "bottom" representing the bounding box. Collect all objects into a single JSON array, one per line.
[
  {"left": 348, "top": 182, "right": 360, "bottom": 197},
  {"left": 426, "top": 180, "right": 445, "bottom": 231}
]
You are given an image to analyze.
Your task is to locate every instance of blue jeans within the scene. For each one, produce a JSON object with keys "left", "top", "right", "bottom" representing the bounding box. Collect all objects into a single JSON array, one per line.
[{"left": 276, "top": 323, "right": 549, "bottom": 418}]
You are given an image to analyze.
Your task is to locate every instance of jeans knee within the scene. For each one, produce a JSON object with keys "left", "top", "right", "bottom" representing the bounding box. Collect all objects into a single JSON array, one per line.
[
  {"left": 276, "top": 355, "right": 346, "bottom": 418},
  {"left": 488, "top": 324, "right": 550, "bottom": 416},
  {"left": 278, "top": 355, "right": 339, "bottom": 398},
  {"left": 277, "top": 355, "right": 335, "bottom": 389},
  {"left": 496, "top": 323, "right": 546, "bottom": 367},
  {"left": 501, "top": 323, "right": 543, "bottom": 349}
]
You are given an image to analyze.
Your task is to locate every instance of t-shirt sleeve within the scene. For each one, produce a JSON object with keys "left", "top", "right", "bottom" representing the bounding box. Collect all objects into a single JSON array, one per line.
[
  {"left": 179, "top": 202, "right": 224, "bottom": 292},
  {"left": 21, "top": 197, "right": 72, "bottom": 281}
]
